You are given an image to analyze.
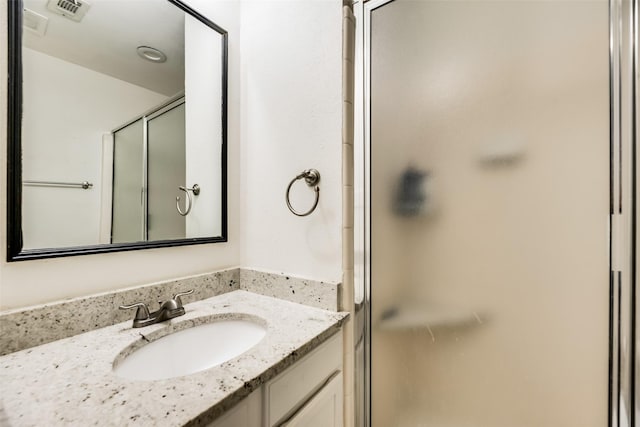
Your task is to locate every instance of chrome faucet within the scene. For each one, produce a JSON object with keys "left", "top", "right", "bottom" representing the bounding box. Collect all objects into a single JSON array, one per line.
[{"left": 119, "top": 290, "right": 194, "bottom": 328}]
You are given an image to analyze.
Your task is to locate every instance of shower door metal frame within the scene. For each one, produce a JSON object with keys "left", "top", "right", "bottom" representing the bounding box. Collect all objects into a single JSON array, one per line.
[
  {"left": 354, "top": 0, "right": 639, "bottom": 426},
  {"left": 611, "top": 0, "right": 637, "bottom": 425}
]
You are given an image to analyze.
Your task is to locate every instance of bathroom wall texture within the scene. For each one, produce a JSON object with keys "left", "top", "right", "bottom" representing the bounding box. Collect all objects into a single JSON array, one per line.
[
  {"left": 20, "top": 47, "right": 166, "bottom": 249},
  {"left": 239, "top": 1, "right": 343, "bottom": 284},
  {"left": 0, "top": 0, "right": 344, "bottom": 310},
  {"left": 0, "top": 0, "right": 242, "bottom": 309},
  {"left": 185, "top": 14, "right": 222, "bottom": 239}
]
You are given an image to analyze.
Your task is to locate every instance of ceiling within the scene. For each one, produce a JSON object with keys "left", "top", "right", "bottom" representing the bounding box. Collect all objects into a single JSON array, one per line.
[{"left": 23, "top": 0, "right": 185, "bottom": 96}]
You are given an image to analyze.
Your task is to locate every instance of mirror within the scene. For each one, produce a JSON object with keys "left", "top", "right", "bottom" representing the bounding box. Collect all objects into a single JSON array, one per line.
[{"left": 7, "top": 0, "right": 228, "bottom": 261}]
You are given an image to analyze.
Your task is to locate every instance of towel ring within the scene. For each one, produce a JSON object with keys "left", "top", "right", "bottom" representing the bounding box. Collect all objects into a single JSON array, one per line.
[
  {"left": 176, "top": 184, "right": 200, "bottom": 216},
  {"left": 286, "top": 169, "right": 320, "bottom": 217}
]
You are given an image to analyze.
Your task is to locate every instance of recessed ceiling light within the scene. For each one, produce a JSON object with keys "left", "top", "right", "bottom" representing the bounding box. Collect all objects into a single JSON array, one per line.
[{"left": 136, "top": 46, "right": 167, "bottom": 63}]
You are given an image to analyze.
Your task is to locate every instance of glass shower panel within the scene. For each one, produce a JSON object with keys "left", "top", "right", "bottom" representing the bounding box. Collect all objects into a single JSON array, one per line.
[
  {"left": 369, "top": 1, "right": 609, "bottom": 426},
  {"left": 112, "top": 119, "right": 144, "bottom": 243},
  {"left": 147, "top": 103, "right": 186, "bottom": 241}
]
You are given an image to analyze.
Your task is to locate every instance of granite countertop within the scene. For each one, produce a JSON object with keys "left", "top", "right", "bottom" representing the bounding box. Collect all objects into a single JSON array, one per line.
[{"left": 0, "top": 290, "right": 348, "bottom": 426}]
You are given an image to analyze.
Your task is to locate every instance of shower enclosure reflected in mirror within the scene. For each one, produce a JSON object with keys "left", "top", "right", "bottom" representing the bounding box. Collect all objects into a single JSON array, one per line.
[{"left": 6, "top": 0, "right": 228, "bottom": 261}]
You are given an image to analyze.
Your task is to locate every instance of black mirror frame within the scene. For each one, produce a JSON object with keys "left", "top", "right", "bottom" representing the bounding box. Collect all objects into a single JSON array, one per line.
[{"left": 6, "top": 0, "right": 228, "bottom": 261}]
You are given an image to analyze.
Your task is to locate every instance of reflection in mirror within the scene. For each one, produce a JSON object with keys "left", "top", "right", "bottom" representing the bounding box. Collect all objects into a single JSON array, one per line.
[{"left": 8, "top": 0, "right": 227, "bottom": 259}]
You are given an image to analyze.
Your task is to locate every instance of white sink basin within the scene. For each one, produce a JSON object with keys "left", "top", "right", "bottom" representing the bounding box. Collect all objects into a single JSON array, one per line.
[{"left": 114, "top": 319, "right": 267, "bottom": 381}]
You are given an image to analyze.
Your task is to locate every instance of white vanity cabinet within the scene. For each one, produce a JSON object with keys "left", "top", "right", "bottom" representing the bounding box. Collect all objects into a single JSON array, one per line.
[
  {"left": 264, "top": 332, "right": 343, "bottom": 426},
  {"left": 279, "top": 371, "right": 343, "bottom": 427},
  {"left": 209, "top": 332, "right": 343, "bottom": 427},
  {"left": 209, "top": 390, "right": 263, "bottom": 427}
]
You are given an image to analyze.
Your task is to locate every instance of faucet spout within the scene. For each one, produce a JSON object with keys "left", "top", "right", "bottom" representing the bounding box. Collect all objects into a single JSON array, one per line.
[
  {"left": 151, "top": 305, "right": 185, "bottom": 323},
  {"left": 119, "top": 289, "right": 193, "bottom": 328}
]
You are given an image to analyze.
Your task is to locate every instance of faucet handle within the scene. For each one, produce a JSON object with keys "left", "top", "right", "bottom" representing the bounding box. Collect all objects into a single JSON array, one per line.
[
  {"left": 173, "top": 289, "right": 194, "bottom": 308},
  {"left": 119, "top": 302, "right": 150, "bottom": 320}
]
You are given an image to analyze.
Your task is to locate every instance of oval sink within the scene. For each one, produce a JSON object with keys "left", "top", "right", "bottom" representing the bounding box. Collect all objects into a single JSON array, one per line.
[{"left": 114, "top": 319, "right": 267, "bottom": 381}]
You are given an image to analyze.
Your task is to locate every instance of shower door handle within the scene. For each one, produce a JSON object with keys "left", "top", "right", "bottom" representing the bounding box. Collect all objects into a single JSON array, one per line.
[{"left": 176, "top": 184, "right": 200, "bottom": 216}]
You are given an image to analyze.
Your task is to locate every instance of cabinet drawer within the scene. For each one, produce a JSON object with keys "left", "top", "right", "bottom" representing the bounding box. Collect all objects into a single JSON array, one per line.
[{"left": 266, "top": 332, "right": 342, "bottom": 426}]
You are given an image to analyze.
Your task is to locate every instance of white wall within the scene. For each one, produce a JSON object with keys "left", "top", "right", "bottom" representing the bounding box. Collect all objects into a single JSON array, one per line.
[
  {"left": 0, "top": 0, "right": 242, "bottom": 309},
  {"left": 185, "top": 14, "right": 223, "bottom": 238},
  {"left": 21, "top": 47, "right": 167, "bottom": 249},
  {"left": 239, "top": 0, "right": 343, "bottom": 284}
]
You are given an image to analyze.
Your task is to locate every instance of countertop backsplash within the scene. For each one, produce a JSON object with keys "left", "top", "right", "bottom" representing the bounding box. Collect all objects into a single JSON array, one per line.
[{"left": 240, "top": 268, "right": 341, "bottom": 312}]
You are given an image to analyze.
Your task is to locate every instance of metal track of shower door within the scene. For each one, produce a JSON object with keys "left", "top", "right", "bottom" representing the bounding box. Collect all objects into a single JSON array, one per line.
[{"left": 609, "top": 0, "right": 637, "bottom": 426}]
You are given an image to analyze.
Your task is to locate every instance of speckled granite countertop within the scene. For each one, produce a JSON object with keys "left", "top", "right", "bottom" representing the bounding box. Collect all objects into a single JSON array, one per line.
[{"left": 0, "top": 291, "right": 348, "bottom": 427}]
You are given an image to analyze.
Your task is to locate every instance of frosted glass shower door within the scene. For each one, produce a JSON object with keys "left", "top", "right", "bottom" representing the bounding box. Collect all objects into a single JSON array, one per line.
[
  {"left": 112, "top": 119, "right": 144, "bottom": 243},
  {"left": 367, "top": 1, "right": 610, "bottom": 426},
  {"left": 147, "top": 102, "right": 186, "bottom": 241}
]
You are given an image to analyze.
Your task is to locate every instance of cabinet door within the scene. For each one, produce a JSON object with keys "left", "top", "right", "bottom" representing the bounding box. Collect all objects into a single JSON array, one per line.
[
  {"left": 282, "top": 372, "right": 343, "bottom": 427},
  {"left": 207, "top": 389, "right": 262, "bottom": 427},
  {"left": 266, "top": 333, "right": 342, "bottom": 426}
]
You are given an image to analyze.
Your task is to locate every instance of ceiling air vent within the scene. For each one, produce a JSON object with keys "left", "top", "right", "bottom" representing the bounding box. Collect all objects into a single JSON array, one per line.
[{"left": 46, "top": 0, "right": 91, "bottom": 22}]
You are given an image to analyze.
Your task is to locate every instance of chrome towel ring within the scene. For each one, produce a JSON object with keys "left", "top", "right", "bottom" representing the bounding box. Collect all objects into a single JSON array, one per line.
[
  {"left": 286, "top": 169, "right": 321, "bottom": 217},
  {"left": 176, "top": 184, "right": 200, "bottom": 216}
]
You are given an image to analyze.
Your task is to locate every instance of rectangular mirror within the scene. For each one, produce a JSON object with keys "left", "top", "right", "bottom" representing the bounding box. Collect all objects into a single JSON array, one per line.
[{"left": 7, "top": 0, "right": 228, "bottom": 261}]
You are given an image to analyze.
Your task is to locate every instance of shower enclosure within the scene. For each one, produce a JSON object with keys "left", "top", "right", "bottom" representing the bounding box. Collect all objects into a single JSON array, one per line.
[
  {"left": 111, "top": 97, "right": 186, "bottom": 243},
  {"left": 354, "top": 0, "right": 638, "bottom": 426}
]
